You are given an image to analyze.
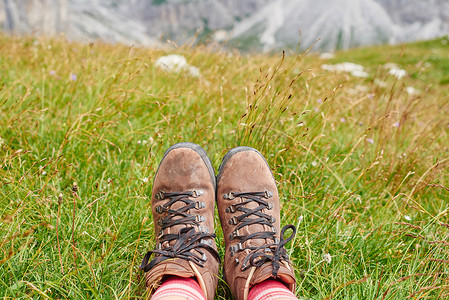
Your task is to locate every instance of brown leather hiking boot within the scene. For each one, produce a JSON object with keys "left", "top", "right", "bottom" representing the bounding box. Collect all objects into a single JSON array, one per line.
[
  {"left": 216, "top": 147, "right": 297, "bottom": 300},
  {"left": 140, "top": 142, "right": 220, "bottom": 300}
]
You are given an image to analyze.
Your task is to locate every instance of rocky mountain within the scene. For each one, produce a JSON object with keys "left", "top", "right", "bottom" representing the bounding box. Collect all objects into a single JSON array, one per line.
[
  {"left": 225, "top": 0, "right": 449, "bottom": 51},
  {"left": 0, "top": 0, "right": 157, "bottom": 46},
  {"left": 1, "top": 0, "right": 448, "bottom": 51}
]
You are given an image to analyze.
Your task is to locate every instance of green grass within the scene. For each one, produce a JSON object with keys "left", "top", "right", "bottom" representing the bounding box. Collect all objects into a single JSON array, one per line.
[{"left": 1, "top": 34, "right": 448, "bottom": 299}]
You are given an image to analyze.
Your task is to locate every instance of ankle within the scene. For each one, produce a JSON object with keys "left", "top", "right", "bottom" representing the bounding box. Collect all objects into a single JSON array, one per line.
[
  {"left": 248, "top": 279, "right": 298, "bottom": 300},
  {"left": 151, "top": 276, "right": 206, "bottom": 300}
]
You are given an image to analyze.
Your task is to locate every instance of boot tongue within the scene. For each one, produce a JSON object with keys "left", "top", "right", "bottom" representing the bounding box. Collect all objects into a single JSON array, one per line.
[
  {"left": 162, "top": 194, "right": 212, "bottom": 261},
  {"left": 167, "top": 199, "right": 195, "bottom": 240},
  {"left": 240, "top": 199, "right": 272, "bottom": 249}
]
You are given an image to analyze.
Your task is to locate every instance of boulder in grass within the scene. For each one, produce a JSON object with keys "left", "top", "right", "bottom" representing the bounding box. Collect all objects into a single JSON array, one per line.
[{"left": 155, "top": 55, "right": 201, "bottom": 77}]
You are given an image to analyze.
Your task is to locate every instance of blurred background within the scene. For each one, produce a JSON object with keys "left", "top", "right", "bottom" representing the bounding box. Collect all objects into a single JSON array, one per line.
[{"left": 1, "top": 0, "right": 449, "bottom": 52}]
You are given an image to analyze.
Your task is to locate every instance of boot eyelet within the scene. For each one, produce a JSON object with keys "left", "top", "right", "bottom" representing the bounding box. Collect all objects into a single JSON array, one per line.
[
  {"left": 267, "top": 203, "right": 273, "bottom": 210},
  {"left": 195, "top": 201, "right": 206, "bottom": 209},
  {"left": 270, "top": 216, "right": 276, "bottom": 223},
  {"left": 265, "top": 191, "right": 273, "bottom": 198},
  {"left": 223, "top": 192, "right": 235, "bottom": 200},
  {"left": 192, "top": 190, "right": 204, "bottom": 198},
  {"left": 155, "top": 205, "right": 163, "bottom": 214},
  {"left": 235, "top": 258, "right": 239, "bottom": 265},
  {"left": 226, "top": 205, "right": 236, "bottom": 213},
  {"left": 228, "top": 216, "right": 238, "bottom": 225},
  {"left": 229, "top": 245, "right": 236, "bottom": 256},
  {"left": 155, "top": 191, "right": 165, "bottom": 200},
  {"left": 230, "top": 230, "right": 240, "bottom": 240},
  {"left": 233, "top": 243, "right": 242, "bottom": 251},
  {"left": 195, "top": 215, "right": 205, "bottom": 223},
  {"left": 157, "top": 218, "right": 163, "bottom": 226}
]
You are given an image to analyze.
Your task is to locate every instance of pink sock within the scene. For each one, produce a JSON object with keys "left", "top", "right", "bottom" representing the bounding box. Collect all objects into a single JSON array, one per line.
[
  {"left": 248, "top": 280, "right": 298, "bottom": 300},
  {"left": 151, "top": 276, "right": 206, "bottom": 300}
]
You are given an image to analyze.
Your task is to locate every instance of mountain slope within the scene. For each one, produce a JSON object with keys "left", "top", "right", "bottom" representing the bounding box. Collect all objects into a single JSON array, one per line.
[
  {"left": 228, "top": 0, "right": 449, "bottom": 51},
  {"left": 0, "top": 0, "right": 448, "bottom": 51}
]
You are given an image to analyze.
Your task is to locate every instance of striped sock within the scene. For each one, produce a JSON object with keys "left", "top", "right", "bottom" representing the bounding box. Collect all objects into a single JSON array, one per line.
[
  {"left": 248, "top": 280, "right": 298, "bottom": 300},
  {"left": 151, "top": 276, "right": 206, "bottom": 300}
]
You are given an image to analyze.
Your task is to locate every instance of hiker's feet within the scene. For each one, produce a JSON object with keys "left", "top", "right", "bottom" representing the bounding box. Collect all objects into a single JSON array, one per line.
[
  {"left": 216, "top": 147, "right": 296, "bottom": 300},
  {"left": 140, "top": 143, "right": 220, "bottom": 300}
]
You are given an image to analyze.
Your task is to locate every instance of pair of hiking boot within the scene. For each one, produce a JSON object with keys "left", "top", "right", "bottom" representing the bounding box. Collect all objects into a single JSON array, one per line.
[{"left": 140, "top": 142, "right": 296, "bottom": 300}]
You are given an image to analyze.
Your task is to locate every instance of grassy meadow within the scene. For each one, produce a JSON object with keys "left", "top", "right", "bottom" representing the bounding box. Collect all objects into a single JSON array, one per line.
[{"left": 0, "top": 34, "right": 448, "bottom": 299}]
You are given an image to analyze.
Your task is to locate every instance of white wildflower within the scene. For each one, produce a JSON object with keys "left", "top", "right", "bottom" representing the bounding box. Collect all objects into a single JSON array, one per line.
[
  {"left": 389, "top": 68, "right": 407, "bottom": 79},
  {"left": 406, "top": 87, "right": 418, "bottom": 95},
  {"left": 383, "top": 63, "right": 399, "bottom": 69},
  {"left": 383, "top": 63, "right": 407, "bottom": 79},
  {"left": 142, "top": 177, "right": 149, "bottom": 183},
  {"left": 311, "top": 161, "right": 318, "bottom": 167},
  {"left": 298, "top": 215, "right": 304, "bottom": 224},
  {"left": 137, "top": 140, "right": 141, "bottom": 144},
  {"left": 404, "top": 215, "right": 412, "bottom": 221},
  {"left": 323, "top": 253, "right": 332, "bottom": 264},
  {"left": 321, "top": 62, "right": 368, "bottom": 78}
]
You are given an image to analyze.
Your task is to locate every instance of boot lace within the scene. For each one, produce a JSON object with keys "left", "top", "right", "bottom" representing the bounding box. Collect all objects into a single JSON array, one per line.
[
  {"left": 223, "top": 191, "right": 296, "bottom": 277},
  {"left": 140, "top": 190, "right": 220, "bottom": 272}
]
